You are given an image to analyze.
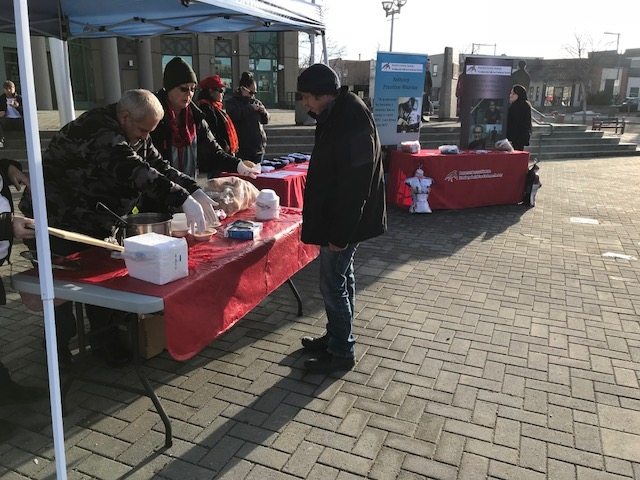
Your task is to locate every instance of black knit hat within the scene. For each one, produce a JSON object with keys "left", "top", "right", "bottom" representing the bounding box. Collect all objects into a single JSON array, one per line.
[
  {"left": 163, "top": 57, "right": 198, "bottom": 91},
  {"left": 297, "top": 63, "right": 340, "bottom": 95}
]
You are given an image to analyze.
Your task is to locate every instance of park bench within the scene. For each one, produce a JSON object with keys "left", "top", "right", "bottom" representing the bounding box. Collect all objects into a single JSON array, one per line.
[{"left": 592, "top": 117, "right": 626, "bottom": 134}]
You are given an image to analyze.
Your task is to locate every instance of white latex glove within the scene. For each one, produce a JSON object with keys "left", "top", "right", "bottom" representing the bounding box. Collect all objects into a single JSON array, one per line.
[
  {"left": 236, "top": 160, "right": 261, "bottom": 179},
  {"left": 192, "top": 189, "right": 220, "bottom": 227},
  {"left": 181, "top": 195, "right": 206, "bottom": 233}
]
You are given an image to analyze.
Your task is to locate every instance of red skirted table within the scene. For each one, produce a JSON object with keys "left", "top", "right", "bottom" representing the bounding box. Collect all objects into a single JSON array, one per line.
[
  {"left": 224, "top": 163, "right": 308, "bottom": 208},
  {"left": 17, "top": 208, "right": 318, "bottom": 361},
  {"left": 387, "top": 149, "right": 530, "bottom": 210}
]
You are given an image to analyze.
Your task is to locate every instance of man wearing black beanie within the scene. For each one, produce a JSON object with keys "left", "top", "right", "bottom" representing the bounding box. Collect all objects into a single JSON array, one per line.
[{"left": 296, "top": 63, "right": 387, "bottom": 373}]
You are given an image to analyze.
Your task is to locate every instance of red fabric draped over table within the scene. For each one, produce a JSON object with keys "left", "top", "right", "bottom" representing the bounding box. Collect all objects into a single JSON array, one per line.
[
  {"left": 387, "top": 149, "right": 529, "bottom": 210},
  {"left": 40, "top": 208, "right": 318, "bottom": 360},
  {"left": 224, "top": 163, "right": 308, "bottom": 208}
]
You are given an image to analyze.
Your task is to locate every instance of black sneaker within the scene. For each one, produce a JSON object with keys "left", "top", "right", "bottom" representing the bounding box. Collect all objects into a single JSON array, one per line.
[
  {"left": 301, "top": 334, "right": 329, "bottom": 352},
  {"left": 92, "top": 341, "right": 132, "bottom": 368},
  {"left": 0, "top": 380, "right": 46, "bottom": 406},
  {"left": 304, "top": 351, "right": 355, "bottom": 374},
  {"left": 42, "top": 339, "right": 74, "bottom": 369}
]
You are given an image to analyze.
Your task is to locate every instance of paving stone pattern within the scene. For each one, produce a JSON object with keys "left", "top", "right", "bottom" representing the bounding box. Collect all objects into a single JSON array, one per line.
[{"left": 1, "top": 154, "right": 640, "bottom": 479}]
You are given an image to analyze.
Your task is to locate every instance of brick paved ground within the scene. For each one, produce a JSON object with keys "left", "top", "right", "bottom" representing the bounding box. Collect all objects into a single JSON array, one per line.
[{"left": 1, "top": 154, "right": 640, "bottom": 479}]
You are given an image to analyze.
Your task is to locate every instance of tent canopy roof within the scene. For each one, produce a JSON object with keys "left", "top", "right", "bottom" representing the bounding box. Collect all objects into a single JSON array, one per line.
[{"left": 0, "top": 0, "right": 324, "bottom": 39}]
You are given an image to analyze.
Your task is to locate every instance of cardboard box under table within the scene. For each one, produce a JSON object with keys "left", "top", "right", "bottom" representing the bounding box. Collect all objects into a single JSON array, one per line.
[{"left": 387, "top": 149, "right": 530, "bottom": 210}]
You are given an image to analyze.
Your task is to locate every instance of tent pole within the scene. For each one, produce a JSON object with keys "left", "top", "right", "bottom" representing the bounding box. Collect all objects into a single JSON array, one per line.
[
  {"left": 321, "top": 31, "right": 328, "bottom": 64},
  {"left": 14, "top": 1, "right": 68, "bottom": 479},
  {"left": 49, "top": 37, "right": 75, "bottom": 125}
]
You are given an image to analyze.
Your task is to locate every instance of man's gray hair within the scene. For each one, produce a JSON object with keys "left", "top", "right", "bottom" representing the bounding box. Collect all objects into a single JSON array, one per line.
[{"left": 117, "top": 89, "right": 164, "bottom": 122}]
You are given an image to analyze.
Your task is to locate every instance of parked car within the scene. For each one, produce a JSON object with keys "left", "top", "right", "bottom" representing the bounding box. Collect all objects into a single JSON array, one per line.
[{"left": 619, "top": 97, "right": 639, "bottom": 112}]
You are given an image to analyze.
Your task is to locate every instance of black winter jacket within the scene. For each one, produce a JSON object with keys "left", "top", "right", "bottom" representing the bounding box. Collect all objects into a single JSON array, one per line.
[
  {"left": 506, "top": 99, "right": 532, "bottom": 149},
  {"left": 302, "top": 87, "right": 387, "bottom": 248},
  {"left": 225, "top": 92, "right": 268, "bottom": 159}
]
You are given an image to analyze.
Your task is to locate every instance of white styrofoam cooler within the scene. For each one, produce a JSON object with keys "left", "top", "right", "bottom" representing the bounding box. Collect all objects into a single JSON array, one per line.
[{"left": 123, "top": 233, "right": 188, "bottom": 285}]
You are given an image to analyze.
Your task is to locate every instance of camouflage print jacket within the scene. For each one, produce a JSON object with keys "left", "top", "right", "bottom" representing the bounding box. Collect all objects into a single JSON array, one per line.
[{"left": 19, "top": 104, "right": 199, "bottom": 238}]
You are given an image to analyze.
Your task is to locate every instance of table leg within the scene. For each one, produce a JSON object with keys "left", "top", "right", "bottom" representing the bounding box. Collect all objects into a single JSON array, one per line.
[
  {"left": 74, "top": 302, "right": 87, "bottom": 354},
  {"left": 59, "top": 307, "right": 173, "bottom": 449},
  {"left": 287, "top": 279, "right": 303, "bottom": 316},
  {"left": 130, "top": 314, "right": 173, "bottom": 449}
]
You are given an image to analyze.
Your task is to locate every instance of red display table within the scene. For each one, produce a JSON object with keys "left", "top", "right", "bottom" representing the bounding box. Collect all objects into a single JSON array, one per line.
[
  {"left": 253, "top": 163, "right": 308, "bottom": 208},
  {"left": 223, "top": 163, "right": 308, "bottom": 208},
  {"left": 19, "top": 209, "right": 318, "bottom": 361},
  {"left": 387, "top": 149, "right": 529, "bottom": 210}
]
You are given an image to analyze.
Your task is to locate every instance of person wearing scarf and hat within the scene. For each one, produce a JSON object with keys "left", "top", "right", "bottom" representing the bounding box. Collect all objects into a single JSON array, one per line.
[
  {"left": 196, "top": 75, "right": 240, "bottom": 177},
  {"left": 151, "top": 57, "right": 259, "bottom": 183}
]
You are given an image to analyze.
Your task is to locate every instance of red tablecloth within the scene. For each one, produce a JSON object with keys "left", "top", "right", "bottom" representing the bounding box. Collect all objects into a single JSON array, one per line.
[
  {"left": 46, "top": 208, "right": 318, "bottom": 361},
  {"left": 387, "top": 149, "right": 530, "bottom": 210},
  {"left": 225, "top": 163, "right": 308, "bottom": 208}
]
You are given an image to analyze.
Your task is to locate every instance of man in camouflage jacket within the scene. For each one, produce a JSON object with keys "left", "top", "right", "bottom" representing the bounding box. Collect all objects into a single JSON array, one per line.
[{"left": 19, "top": 89, "right": 217, "bottom": 367}]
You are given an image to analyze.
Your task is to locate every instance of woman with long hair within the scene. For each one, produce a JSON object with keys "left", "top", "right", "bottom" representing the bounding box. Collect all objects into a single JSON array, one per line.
[{"left": 506, "top": 84, "right": 532, "bottom": 151}]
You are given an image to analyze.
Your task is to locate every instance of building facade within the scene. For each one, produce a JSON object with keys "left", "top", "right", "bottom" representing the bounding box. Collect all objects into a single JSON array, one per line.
[{"left": 0, "top": 31, "right": 300, "bottom": 110}]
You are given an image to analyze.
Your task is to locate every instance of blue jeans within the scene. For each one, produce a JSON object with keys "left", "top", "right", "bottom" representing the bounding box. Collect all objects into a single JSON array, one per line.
[{"left": 319, "top": 244, "right": 359, "bottom": 358}]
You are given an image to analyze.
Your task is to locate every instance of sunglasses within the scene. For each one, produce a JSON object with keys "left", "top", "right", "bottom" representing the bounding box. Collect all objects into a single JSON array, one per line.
[
  {"left": 241, "top": 86, "right": 256, "bottom": 95},
  {"left": 178, "top": 85, "right": 197, "bottom": 93},
  {"left": 214, "top": 88, "right": 225, "bottom": 93}
]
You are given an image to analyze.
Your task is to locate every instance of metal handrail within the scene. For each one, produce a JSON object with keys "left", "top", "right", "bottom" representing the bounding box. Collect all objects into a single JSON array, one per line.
[
  {"left": 531, "top": 106, "right": 555, "bottom": 122},
  {"left": 531, "top": 117, "right": 553, "bottom": 162}
]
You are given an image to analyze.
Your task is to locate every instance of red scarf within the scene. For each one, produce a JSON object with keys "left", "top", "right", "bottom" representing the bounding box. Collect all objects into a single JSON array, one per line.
[
  {"left": 199, "top": 98, "right": 239, "bottom": 154},
  {"left": 167, "top": 105, "right": 197, "bottom": 171}
]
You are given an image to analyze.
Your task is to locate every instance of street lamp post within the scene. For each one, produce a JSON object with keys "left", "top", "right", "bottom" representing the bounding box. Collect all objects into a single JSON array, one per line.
[
  {"left": 604, "top": 31, "right": 621, "bottom": 100},
  {"left": 471, "top": 43, "right": 497, "bottom": 55},
  {"left": 381, "top": 0, "right": 407, "bottom": 52}
]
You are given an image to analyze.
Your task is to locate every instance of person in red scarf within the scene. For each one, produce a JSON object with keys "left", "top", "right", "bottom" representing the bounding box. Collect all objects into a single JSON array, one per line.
[
  {"left": 151, "top": 57, "right": 259, "bottom": 181},
  {"left": 196, "top": 75, "right": 240, "bottom": 177}
]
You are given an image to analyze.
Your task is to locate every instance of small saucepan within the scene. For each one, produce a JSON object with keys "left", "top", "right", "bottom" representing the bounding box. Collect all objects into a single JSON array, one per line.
[
  {"left": 96, "top": 202, "right": 171, "bottom": 244},
  {"left": 120, "top": 212, "right": 172, "bottom": 239}
]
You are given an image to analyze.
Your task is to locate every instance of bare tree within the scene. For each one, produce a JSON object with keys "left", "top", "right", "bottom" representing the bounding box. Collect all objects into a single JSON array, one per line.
[
  {"left": 298, "top": 33, "right": 346, "bottom": 68},
  {"left": 564, "top": 33, "right": 595, "bottom": 124}
]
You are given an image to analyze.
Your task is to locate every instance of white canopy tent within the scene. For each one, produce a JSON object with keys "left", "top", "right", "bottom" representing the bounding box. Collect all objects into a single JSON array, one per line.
[{"left": 2, "top": 1, "right": 325, "bottom": 478}]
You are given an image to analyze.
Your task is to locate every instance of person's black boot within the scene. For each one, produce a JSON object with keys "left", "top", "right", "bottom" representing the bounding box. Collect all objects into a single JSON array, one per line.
[
  {"left": 92, "top": 340, "right": 132, "bottom": 368},
  {"left": 304, "top": 351, "right": 355, "bottom": 374},
  {"left": 301, "top": 334, "right": 329, "bottom": 352}
]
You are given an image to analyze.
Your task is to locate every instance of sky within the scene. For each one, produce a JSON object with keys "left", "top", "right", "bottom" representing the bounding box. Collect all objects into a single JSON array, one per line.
[{"left": 300, "top": 0, "right": 640, "bottom": 62}]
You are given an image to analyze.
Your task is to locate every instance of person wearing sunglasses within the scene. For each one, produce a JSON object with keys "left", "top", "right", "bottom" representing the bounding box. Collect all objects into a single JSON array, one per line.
[
  {"left": 150, "top": 57, "right": 259, "bottom": 183},
  {"left": 196, "top": 75, "right": 239, "bottom": 177},
  {"left": 225, "top": 71, "right": 270, "bottom": 164}
]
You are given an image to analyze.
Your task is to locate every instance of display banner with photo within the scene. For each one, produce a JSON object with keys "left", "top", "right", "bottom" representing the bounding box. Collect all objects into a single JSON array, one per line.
[
  {"left": 459, "top": 56, "right": 513, "bottom": 150},
  {"left": 373, "top": 52, "right": 428, "bottom": 146}
]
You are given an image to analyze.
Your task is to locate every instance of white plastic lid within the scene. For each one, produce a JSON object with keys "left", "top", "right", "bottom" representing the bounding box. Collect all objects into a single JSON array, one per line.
[{"left": 257, "top": 189, "right": 278, "bottom": 201}]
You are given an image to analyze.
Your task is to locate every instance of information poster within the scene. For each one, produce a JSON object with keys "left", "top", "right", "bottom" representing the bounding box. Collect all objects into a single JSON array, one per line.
[
  {"left": 373, "top": 52, "right": 428, "bottom": 146},
  {"left": 459, "top": 56, "right": 513, "bottom": 149}
]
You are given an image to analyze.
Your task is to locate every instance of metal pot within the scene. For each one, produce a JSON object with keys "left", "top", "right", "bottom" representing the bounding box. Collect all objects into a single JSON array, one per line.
[{"left": 117, "top": 213, "right": 172, "bottom": 243}]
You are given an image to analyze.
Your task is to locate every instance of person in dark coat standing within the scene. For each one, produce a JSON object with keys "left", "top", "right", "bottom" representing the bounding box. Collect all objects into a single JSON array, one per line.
[
  {"left": 225, "top": 71, "right": 269, "bottom": 163},
  {"left": 0, "top": 80, "right": 24, "bottom": 148},
  {"left": 506, "top": 84, "right": 532, "bottom": 151},
  {"left": 296, "top": 63, "right": 387, "bottom": 374}
]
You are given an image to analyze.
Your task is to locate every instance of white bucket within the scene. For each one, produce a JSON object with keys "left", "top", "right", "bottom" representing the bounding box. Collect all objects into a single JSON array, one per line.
[
  {"left": 255, "top": 189, "right": 280, "bottom": 221},
  {"left": 170, "top": 213, "right": 189, "bottom": 237}
]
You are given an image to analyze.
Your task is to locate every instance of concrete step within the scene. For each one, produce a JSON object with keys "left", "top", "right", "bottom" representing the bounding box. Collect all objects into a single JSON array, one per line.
[{"left": 6, "top": 120, "right": 639, "bottom": 169}]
